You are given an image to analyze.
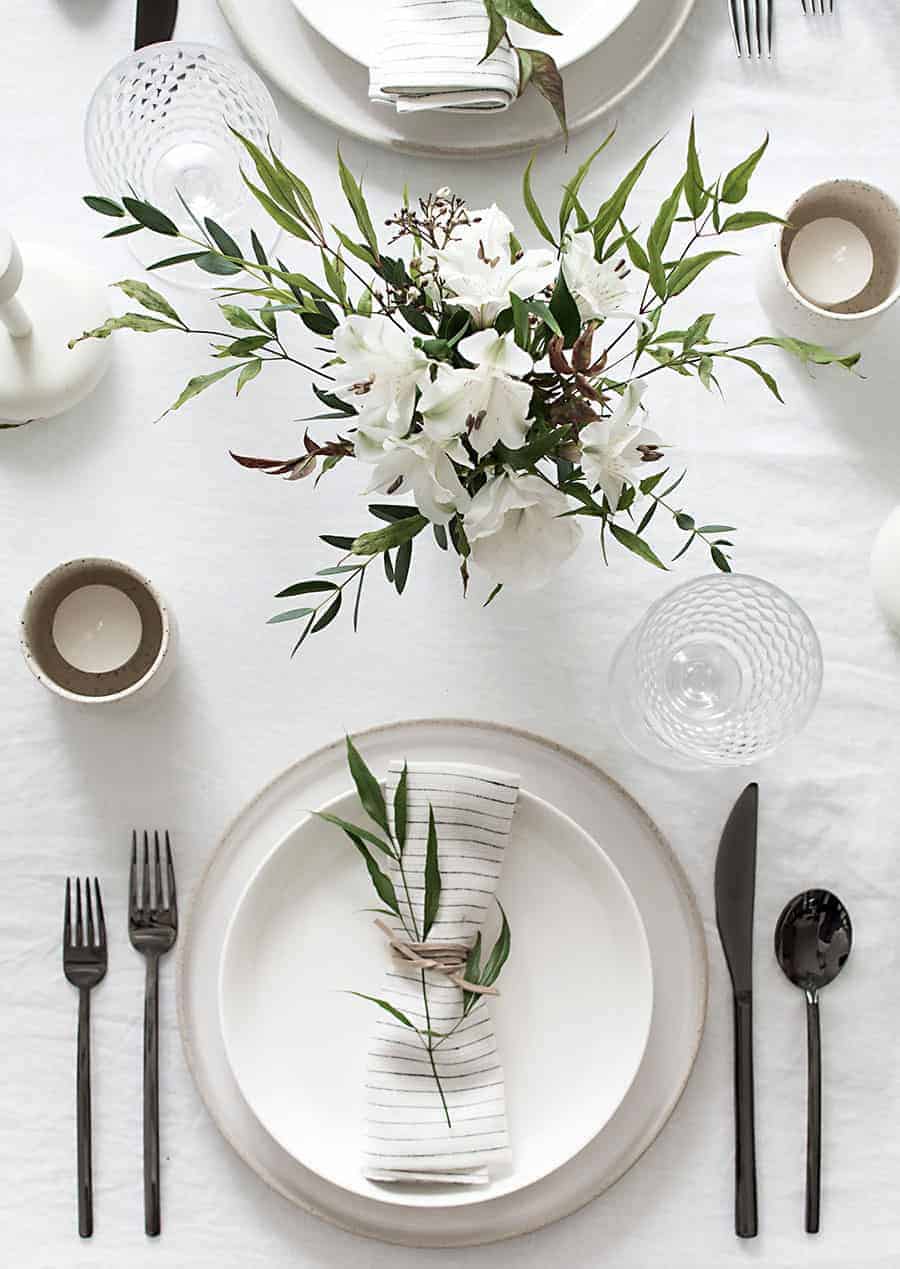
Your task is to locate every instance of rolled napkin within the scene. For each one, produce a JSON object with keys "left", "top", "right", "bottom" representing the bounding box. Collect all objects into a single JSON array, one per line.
[
  {"left": 369, "top": 0, "right": 520, "bottom": 114},
  {"left": 363, "top": 760, "right": 520, "bottom": 1183}
]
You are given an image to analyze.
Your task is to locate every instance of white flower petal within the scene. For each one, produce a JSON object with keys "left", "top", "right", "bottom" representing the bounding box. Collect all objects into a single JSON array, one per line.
[
  {"left": 459, "top": 329, "right": 533, "bottom": 378},
  {"left": 464, "top": 471, "right": 582, "bottom": 591}
]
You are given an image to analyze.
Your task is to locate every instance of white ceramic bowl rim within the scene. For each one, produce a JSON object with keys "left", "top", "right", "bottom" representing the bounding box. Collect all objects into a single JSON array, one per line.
[
  {"left": 20, "top": 556, "right": 171, "bottom": 704},
  {"left": 776, "top": 178, "right": 900, "bottom": 322}
]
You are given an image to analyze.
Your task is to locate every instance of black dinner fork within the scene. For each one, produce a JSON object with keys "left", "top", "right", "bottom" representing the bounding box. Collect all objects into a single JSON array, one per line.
[
  {"left": 63, "top": 877, "right": 107, "bottom": 1239},
  {"left": 129, "top": 831, "right": 178, "bottom": 1237}
]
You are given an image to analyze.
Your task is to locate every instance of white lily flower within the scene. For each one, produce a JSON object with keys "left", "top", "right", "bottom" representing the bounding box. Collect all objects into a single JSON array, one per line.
[
  {"left": 434, "top": 204, "right": 556, "bottom": 327},
  {"left": 579, "top": 383, "right": 663, "bottom": 509},
  {"left": 419, "top": 330, "right": 534, "bottom": 458},
  {"left": 362, "top": 433, "right": 471, "bottom": 526},
  {"left": 332, "top": 315, "right": 429, "bottom": 452},
  {"left": 562, "top": 232, "right": 635, "bottom": 322},
  {"left": 464, "top": 470, "right": 583, "bottom": 592}
]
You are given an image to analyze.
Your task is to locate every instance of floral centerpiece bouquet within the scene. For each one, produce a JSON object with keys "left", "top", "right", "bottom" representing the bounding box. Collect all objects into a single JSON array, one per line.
[{"left": 76, "top": 123, "right": 858, "bottom": 653}]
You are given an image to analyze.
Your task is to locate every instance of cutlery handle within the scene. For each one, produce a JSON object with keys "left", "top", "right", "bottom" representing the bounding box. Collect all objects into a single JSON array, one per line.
[
  {"left": 143, "top": 957, "right": 161, "bottom": 1237},
  {"left": 76, "top": 987, "right": 93, "bottom": 1238},
  {"left": 733, "top": 991, "right": 758, "bottom": 1238},
  {"left": 805, "top": 993, "right": 822, "bottom": 1234}
]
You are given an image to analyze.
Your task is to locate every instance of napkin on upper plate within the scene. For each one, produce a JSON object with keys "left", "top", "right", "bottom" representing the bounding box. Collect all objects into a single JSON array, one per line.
[
  {"left": 369, "top": 0, "right": 520, "bottom": 114},
  {"left": 363, "top": 760, "right": 519, "bottom": 1184}
]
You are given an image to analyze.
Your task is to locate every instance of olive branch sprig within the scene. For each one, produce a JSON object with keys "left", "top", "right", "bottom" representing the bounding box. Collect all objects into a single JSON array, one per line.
[{"left": 319, "top": 737, "right": 511, "bottom": 1127}]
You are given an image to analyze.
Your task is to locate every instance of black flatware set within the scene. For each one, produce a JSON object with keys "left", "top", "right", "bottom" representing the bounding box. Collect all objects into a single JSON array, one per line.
[
  {"left": 62, "top": 833, "right": 178, "bottom": 1239},
  {"left": 715, "top": 786, "right": 853, "bottom": 1239}
]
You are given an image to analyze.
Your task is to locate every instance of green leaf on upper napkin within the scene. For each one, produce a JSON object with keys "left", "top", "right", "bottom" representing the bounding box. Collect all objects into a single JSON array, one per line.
[
  {"left": 348, "top": 993, "right": 417, "bottom": 1030},
  {"left": 423, "top": 806, "right": 442, "bottom": 939},
  {"left": 346, "top": 736, "right": 391, "bottom": 836},
  {"left": 315, "top": 811, "right": 396, "bottom": 860},
  {"left": 516, "top": 49, "right": 567, "bottom": 142},
  {"left": 493, "top": 0, "right": 561, "bottom": 35},
  {"left": 394, "top": 763, "right": 409, "bottom": 856}
]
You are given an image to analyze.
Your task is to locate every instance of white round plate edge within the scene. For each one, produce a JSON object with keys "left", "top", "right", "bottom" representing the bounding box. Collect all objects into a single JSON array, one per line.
[
  {"left": 217, "top": 0, "right": 697, "bottom": 160},
  {"left": 177, "top": 718, "right": 708, "bottom": 1246},
  {"left": 215, "top": 782, "right": 655, "bottom": 1208},
  {"left": 287, "top": 0, "right": 644, "bottom": 73}
]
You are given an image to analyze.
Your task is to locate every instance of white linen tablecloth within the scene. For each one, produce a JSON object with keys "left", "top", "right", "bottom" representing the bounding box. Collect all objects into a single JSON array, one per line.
[{"left": 3, "top": 1, "right": 900, "bottom": 1265}]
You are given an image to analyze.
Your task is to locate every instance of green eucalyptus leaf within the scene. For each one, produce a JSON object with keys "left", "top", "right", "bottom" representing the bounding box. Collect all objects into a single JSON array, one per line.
[
  {"left": 721, "top": 135, "right": 769, "bottom": 204},
  {"left": 665, "top": 250, "right": 737, "bottom": 296},
  {"left": 146, "top": 250, "right": 206, "bottom": 270},
  {"left": 204, "top": 217, "right": 242, "bottom": 259},
  {"left": 315, "top": 811, "right": 396, "bottom": 859},
  {"left": 195, "top": 251, "right": 243, "bottom": 276},
  {"left": 423, "top": 805, "right": 442, "bottom": 939},
  {"left": 67, "top": 312, "right": 181, "bottom": 347},
  {"left": 164, "top": 363, "right": 244, "bottom": 414},
  {"left": 220, "top": 304, "right": 264, "bottom": 331},
  {"left": 349, "top": 993, "right": 416, "bottom": 1030},
  {"left": 311, "top": 592, "right": 342, "bottom": 632},
  {"left": 346, "top": 735, "right": 391, "bottom": 835},
  {"left": 267, "top": 607, "right": 315, "bottom": 624},
  {"left": 121, "top": 196, "right": 179, "bottom": 236},
  {"left": 522, "top": 154, "right": 556, "bottom": 246},
  {"left": 84, "top": 195, "right": 125, "bottom": 218},
  {"left": 235, "top": 359, "right": 263, "bottom": 395},
  {"left": 609, "top": 523, "right": 668, "bottom": 570},
  {"left": 352, "top": 515, "right": 427, "bottom": 556},
  {"left": 113, "top": 279, "right": 182, "bottom": 329},
  {"left": 747, "top": 336, "right": 860, "bottom": 372},
  {"left": 337, "top": 149, "right": 381, "bottom": 260},
  {"left": 394, "top": 537, "right": 413, "bottom": 594},
  {"left": 495, "top": 0, "right": 561, "bottom": 33},
  {"left": 103, "top": 223, "right": 144, "bottom": 239},
  {"left": 685, "top": 117, "right": 707, "bottom": 219},
  {"left": 394, "top": 762, "right": 408, "bottom": 855}
]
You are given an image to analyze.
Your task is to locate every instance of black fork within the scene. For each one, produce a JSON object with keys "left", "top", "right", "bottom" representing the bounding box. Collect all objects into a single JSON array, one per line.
[
  {"left": 62, "top": 878, "right": 108, "bottom": 1238},
  {"left": 129, "top": 831, "right": 178, "bottom": 1237}
]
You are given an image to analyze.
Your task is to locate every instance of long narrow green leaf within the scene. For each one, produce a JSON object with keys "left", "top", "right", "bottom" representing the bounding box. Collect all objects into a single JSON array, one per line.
[
  {"left": 349, "top": 993, "right": 416, "bottom": 1030},
  {"left": 423, "top": 806, "right": 441, "bottom": 939},
  {"left": 480, "top": 902, "right": 511, "bottom": 987},
  {"left": 346, "top": 736, "right": 390, "bottom": 834},
  {"left": 349, "top": 833, "right": 399, "bottom": 913},
  {"left": 721, "top": 135, "right": 769, "bottom": 204},
  {"left": 315, "top": 811, "right": 396, "bottom": 859},
  {"left": 337, "top": 149, "right": 380, "bottom": 260},
  {"left": 394, "top": 763, "right": 408, "bottom": 856}
]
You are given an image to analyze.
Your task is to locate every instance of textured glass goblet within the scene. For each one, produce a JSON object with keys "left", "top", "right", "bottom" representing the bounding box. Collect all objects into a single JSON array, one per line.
[
  {"left": 609, "top": 574, "right": 823, "bottom": 769},
  {"left": 85, "top": 43, "right": 280, "bottom": 286}
]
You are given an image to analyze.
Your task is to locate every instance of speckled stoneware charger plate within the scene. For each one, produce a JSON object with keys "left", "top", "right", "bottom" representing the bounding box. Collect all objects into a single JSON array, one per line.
[
  {"left": 178, "top": 720, "right": 707, "bottom": 1247},
  {"left": 217, "top": 0, "right": 695, "bottom": 158},
  {"left": 218, "top": 786, "right": 654, "bottom": 1206},
  {"left": 289, "top": 0, "right": 642, "bottom": 71}
]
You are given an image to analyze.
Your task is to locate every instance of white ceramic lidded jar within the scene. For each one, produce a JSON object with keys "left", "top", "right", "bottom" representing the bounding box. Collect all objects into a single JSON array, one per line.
[{"left": 756, "top": 179, "right": 900, "bottom": 348}]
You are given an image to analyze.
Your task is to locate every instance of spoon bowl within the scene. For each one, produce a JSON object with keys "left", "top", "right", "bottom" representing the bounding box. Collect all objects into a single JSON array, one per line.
[{"left": 774, "top": 889, "right": 853, "bottom": 1235}]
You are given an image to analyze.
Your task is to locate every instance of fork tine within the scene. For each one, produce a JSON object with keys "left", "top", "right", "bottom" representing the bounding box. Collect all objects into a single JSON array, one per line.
[
  {"left": 727, "top": 0, "right": 742, "bottom": 55},
  {"left": 75, "top": 878, "right": 84, "bottom": 947},
  {"left": 142, "top": 829, "right": 151, "bottom": 911},
  {"left": 154, "top": 830, "right": 164, "bottom": 911},
  {"left": 85, "top": 877, "right": 95, "bottom": 947},
  {"left": 754, "top": 0, "right": 762, "bottom": 57},
  {"left": 130, "top": 830, "right": 139, "bottom": 919},
  {"left": 741, "top": 0, "right": 752, "bottom": 56},
  {"left": 95, "top": 878, "right": 107, "bottom": 948},
  {"left": 64, "top": 877, "right": 72, "bottom": 947},
  {"left": 165, "top": 831, "right": 177, "bottom": 914},
  {"left": 767, "top": 0, "right": 773, "bottom": 57}
]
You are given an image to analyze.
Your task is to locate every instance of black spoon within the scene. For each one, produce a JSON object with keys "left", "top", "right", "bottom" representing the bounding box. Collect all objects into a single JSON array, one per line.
[{"left": 774, "top": 889, "right": 852, "bottom": 1234}]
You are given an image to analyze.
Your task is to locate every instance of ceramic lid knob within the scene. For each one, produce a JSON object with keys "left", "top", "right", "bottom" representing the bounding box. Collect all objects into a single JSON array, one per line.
[{"left": 0, "top": 227, "right": 24, "bottom": 304}]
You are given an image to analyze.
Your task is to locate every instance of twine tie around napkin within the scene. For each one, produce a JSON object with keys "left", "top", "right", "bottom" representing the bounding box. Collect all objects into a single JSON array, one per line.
[
  {"left": 363, "top": 760, "right": 519, "bottom": 1184},
  {"left": 369, "top": 0, "right": 520, "bottom": 114}
]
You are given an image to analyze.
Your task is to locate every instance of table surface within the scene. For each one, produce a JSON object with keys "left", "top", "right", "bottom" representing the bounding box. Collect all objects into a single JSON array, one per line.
[{"left": 4, "top": 1, "right": 900, "bottom": 1265}]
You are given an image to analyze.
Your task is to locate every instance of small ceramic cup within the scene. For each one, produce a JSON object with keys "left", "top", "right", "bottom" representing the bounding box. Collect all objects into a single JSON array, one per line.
[
  {"left": 756, "top": 179, "right": 900, "bottom": 348},
  {"left": 20, "top": 558, "right": 176, "bottom": 706}
]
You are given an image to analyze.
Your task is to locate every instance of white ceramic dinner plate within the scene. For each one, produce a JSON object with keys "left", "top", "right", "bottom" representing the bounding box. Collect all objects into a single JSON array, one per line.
[
  {"left": 179, "top": 720, "right": 707, "bottom": 1246},
  {"left": 219, "top": 787, "right": 653, "bottom": 1207},
  {"left": 290, "top": 0, "right": 642, "bottom": 71},
  {"left": 218, "top": 0, "right": 695, "bottom": 158}
]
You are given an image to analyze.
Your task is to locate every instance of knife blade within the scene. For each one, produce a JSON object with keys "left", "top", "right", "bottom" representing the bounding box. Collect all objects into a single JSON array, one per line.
[
  {"left": 135, "top": 0, "right": 178, "bottom": 50},
  {"left": 714, "top": 781, "right": 759, "bottom": 1239}
]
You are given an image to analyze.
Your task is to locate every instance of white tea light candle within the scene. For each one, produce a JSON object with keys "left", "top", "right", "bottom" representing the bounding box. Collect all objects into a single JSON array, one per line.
[
  {"left": 787, "top": 217, "right": 874, "bottom": 308},
  {"left": 52, "top": 584, "right": 142, "bottom": 673}
]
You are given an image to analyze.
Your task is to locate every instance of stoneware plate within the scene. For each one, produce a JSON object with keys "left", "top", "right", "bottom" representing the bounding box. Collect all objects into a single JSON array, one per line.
[
  {"left": 178, "top": 719, "right": 708, "bottom": 1246},
  {"left": 218, "top": 0, "right": 695, "bottom": 158},
  {"left": 289, "top": 0, "right": 643, "bottom": 71},
  {"left": 219, "top": 786, "right": 653, "bottom": 1206}
]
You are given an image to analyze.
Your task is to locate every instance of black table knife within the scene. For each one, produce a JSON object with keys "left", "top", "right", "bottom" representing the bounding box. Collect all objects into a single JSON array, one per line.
[
  {"left": 714, "top": 782, "right": 759, "bottom": 1239},
  {"left": 135, "top": 0, "right": 178, "bottom": 49}
]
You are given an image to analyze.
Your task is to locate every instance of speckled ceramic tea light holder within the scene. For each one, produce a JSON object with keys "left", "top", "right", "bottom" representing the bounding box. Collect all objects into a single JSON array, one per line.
[
  {"left": 20, "top": 558, "right": 176, "bottom": 706},
  {"left": 757, "top": 179, "right": 900, "bottom": 347}
]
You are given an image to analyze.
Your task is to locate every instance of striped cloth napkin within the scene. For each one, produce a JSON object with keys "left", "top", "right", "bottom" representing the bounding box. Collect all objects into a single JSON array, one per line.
[
  {"left": 363, "top": 760, "right": 520, "bottom": 1184},
  {"left": 369, "top": 0, "right": 520, "bottom": 114}
]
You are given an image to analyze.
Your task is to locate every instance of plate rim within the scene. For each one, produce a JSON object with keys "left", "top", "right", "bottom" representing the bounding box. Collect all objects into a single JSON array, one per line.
[
  {"left": 217, "top": 0, "right": 697, "bottom": 160},
  {"left": 286, "top": 0, "right": 645, "bottom": 73},
  {"left": 217, "top": 782, "right": 655, "bottom": 1206},
  {"left": 177, "top": 717, "right": 708, "bottom": 1245}
]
